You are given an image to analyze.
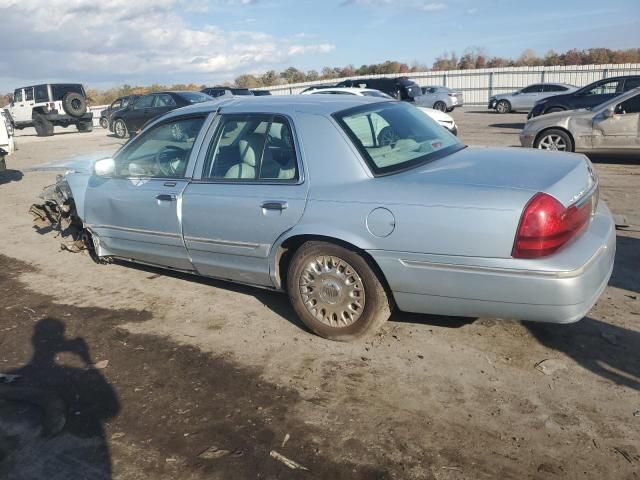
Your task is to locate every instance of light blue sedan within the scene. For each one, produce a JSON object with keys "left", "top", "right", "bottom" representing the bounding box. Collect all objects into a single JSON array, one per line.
[{"left": 39, "top": 96, "right": 615, "bottom": 341}]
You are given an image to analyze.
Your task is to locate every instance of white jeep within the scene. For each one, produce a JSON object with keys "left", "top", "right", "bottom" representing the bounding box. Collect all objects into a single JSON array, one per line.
[{"left": 8, "top": 83, "right": 93, "bottom": 136}]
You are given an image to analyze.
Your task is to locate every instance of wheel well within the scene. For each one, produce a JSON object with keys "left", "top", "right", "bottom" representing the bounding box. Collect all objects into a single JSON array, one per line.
[
  {"left": 275, "top": 235, "right": 392, "bottom": 295},
  {"left": 534, "top": 127, "right": 575, "bottom": 150},
  {"left": 32, "top": 107, "right": 46, "bottom": 117}
]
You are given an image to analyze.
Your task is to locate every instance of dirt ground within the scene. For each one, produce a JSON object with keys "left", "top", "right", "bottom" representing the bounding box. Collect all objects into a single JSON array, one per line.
[{"left": 0, "top": 110, "right": 639, "bottom": 479}]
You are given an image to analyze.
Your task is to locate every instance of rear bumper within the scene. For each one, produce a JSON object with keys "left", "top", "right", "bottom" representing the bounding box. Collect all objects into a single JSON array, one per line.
[
  {"left": 369, "top": 201, "right": 616, "bottom": 324},
  {"left": 46, "top": 112, "right": 93, "bottom": 122}
]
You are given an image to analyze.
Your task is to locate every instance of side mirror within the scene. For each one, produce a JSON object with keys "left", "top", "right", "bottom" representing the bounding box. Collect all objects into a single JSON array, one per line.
[
  {"left": 94, "top": 158, "right": 115, "bottom": 177},
  {"left": 603, "top": 106, "right": 615, "bottom": 118}
]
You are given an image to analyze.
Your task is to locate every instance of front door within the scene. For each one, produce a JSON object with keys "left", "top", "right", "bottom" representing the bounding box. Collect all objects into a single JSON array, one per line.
[
  {"left": 593, "top": 92, "right": 640, "bottom": 149},
  {"left": 513, "top": 84, "right": 543, "bottom": 110},
  {"left": 85, "top": 114, "right": 210, "bottom": 270},
  {"left": 10, "top": 88, "right": 32, "bottom": 124},
  {"left": 182, "top": 113, "right": 308, "bottom": 286},
  {"left": 125, "top": 94, "right": 156, "bottom": 132}
]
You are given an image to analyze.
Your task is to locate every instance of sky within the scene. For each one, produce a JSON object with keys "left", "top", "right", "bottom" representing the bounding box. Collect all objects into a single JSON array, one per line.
[{"left": 0, "top": 0, "right": 638, "bottom": 92}]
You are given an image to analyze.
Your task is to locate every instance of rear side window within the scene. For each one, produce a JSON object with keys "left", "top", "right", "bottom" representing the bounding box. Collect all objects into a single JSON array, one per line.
[
  {"left": 542, "top": 85, "right": 567, "bottom": 92},
  {"left": 623, "top": 78, "right": 640, "bottom": 91},
  {"left": 34, "top": 85, "right": 49, "bottom": 102},
  {"left": 134, "top": 95, "right": 155, "bottom": 109},
  {"left": 335, "top": 102, "right": 463, "bottom": 175},
  {"left": 201, "top": 114, "right": 298, "bottom": 182},
  {"left": 154, "top": 94, "right": 177, "bottom": 107},
  {"left": 521, "top": 85, "right": 543, "bottom": 93},
  {"left": 51, "top": 84, "right": 85, "bottom": 101},
  {"left": 25, "top": 88, "right": 34, "bottom": 101}
]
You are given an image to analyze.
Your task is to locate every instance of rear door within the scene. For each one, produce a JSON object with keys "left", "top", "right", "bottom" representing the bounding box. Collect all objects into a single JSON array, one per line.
[
  {"left": 593, "top": 92, "right": 640, "bottom": 149},
  {"left": 181, "top": 113, "right": 308, "bottom": 286},
  {"left": 84, "top": 114, "right": 210, "bottom": 269}
]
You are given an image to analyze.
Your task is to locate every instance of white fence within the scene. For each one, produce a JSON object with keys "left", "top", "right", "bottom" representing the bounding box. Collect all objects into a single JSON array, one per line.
[{"left": 257, "top": 63, "right": 640, "bottom": 106}]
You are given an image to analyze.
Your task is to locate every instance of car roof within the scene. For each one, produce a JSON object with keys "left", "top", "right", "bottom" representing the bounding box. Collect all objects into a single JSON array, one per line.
[
  {"left": 303, "top": 87, "right": 382, "bottom": 95},
  {"left": 162, "top": 95, "right": 389, "bottom": 118}
]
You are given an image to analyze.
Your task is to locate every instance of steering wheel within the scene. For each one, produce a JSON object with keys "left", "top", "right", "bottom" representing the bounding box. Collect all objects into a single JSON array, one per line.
[
  {"left": 377, "top": 126, "right": 400, "bottom": 147},
  {"left": 154, "top": 145, "right": 187, "bottom": 177}
]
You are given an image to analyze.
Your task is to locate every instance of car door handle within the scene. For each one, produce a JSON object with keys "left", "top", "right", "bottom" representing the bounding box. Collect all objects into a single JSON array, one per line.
[
  {"left": 156, "top": 194, "right": 176, "bottom": 202},
  {"left": 260, "top": 201, "right": 288, "bottom": 211}
]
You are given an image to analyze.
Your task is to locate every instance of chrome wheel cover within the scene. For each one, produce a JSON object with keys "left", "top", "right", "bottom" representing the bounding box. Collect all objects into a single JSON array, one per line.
[
  {"left": 538, "top": 134, "right": 567, "bottom": 151},
  {"left": 497, "top": 101, "right": 509, "bottom": 113},
  {"left": 299, "top": 256, "right": 365, "bottom": 328},
  {"left": 115, "top": 121, "right": 126, "bottom": 137}
]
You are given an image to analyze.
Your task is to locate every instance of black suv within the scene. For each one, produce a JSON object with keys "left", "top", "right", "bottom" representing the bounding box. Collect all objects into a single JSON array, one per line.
[
  {"left": 8, "top": 83, "right": 93, "bottom": 136},
  {"left": 528, "top": 75, "right": 640, "bottom": 119},
  {"left": 335, "top": 77, "right": 422, "bottom": 101},
  {"left": 201, "top": 87, "right": 254, "bottom": 98}
]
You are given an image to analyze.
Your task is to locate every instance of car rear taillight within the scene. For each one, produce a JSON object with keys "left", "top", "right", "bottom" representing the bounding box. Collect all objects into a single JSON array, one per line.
[{"left": 512, "top": 192, "right": 595, "bottom": 258}]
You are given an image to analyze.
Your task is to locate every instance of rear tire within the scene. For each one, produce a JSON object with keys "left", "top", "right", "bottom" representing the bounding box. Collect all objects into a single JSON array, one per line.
[
  {"left": 433, "top": 101, "right": 447, "bottom": 112},
  {"left": 496, "top": 99, "right": 511, "bottom": 113},
  {"left": 534, "top": 128, "right": 574, "bottom": 152},
  {"left": 113, "top": 119, "right": 128, "bottom": 138},
  {"left": 287, "top": 241, "right": 392, "bottom": 341},
  {"left": 62, "top": 92, "right": 87, "bottom": 118},
  {"left": 33, "top": 114, "right": 54, "bottom": 137},
  {"left": 99, "top": 117, "right": 108, "bottom": 129},
  {"left": 77, "top": 120, "right": 93, "bottom": 133}
]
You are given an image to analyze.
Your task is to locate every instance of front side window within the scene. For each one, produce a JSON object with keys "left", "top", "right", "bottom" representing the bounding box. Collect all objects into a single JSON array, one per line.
[
  {"left": 334, "top": 102, "right": 463, "bottom": 175},
  {"left": 202, "top": 114, "right": 298, "bottom": 182},
  {"left": 134, "top": 95, "right": 155, "bottom": 109},
  {"left": 113, "top": 116, "right": 206, "bottom": 178},
  {"left": 521, "top": 85, "right": 542, "bottom": 93},
  {"left": 111, "top": 100, "right": 122, "bottom": 109},
  {"left": 584, "top": 80, "right": 620, "bottom": 96},
  {"left": 14, "top": 90, "right": 23, "bottom": 102},
  {"left": 616, "top": 93, "right": 640, "bottom": 114},
  {"left": 25, "top": 88, "right": 34, "bottom": 101}
]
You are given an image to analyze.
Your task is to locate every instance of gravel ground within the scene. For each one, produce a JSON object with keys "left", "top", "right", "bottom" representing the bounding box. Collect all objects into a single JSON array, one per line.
[{"left": 0, "top": 109, "right": 639, "bottom": 479}]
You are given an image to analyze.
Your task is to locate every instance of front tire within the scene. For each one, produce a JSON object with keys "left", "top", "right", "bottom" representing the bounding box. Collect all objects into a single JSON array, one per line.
[
  {"left": 33, "top": 114, "right": 54, "bottom": 137},
  {"left": 99, "top": 117, "right": 108, "bottom": 129},
  {"left": 113, "top": 119, "right": 128, "bottom": 138},
  {"left": 433, "top": 101, "right": 447, "bottom": 112},
  {"left": 534, "top": 129, "right": 574, "bottom": 152},
  {"left": 287, "top": 241, "right": 392, "bottom": 341},
  {"left": 496, "top": 100, "right": 511, "bottom": 113}
]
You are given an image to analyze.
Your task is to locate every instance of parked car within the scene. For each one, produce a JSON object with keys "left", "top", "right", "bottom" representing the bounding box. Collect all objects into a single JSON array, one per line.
[
  {"left": 99, "top": 95, "right": 140, "bottom": 129},
  {"left": 528, "top": 75, "right": 640, "bottom": 119},
  {"left": 301, "top": 87, "right": 458, "bottom": 134},
  {"left": 489, "top": 83, "right": 577, "bottom": 114},
  {"left": 336, "top": 77, "right": 422, "bottom": 101},
  {"left": 201, "top": 87, "right": 254, "bottom": 98},
  {"left": 8, "top": 83, "right": 93, "bottom": 136},
  {"left": 110, "top": 91, "right": 213, "bottom": 138},
  {"left": 520, "top": 87, "right": 640, "bottom": 152},
  {"left": 0, "top": 110, "right": 16, "bottom": 172},
  {"left": 251, "top": 90, "right": 272, "bottom": 96},
  {"left": 414, "top": 86, "right": 464, "bottom": 112},
  {"left": 34, "top": 96, "right": 614, "bottom": 341}
]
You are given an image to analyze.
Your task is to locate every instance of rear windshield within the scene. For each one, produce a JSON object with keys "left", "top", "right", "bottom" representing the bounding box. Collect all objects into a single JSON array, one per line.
[
  {"left": 398, "top": 78, "right": 418, "bottom": 86},
  {"left": 51, "top": 84, "right": 85, "bottom": 101},
  {"left": 179, "top": 92, "right": 213, "bottom": 104},
  {"left": 334, "top": 102, "right": 463, "bottom": 175}
]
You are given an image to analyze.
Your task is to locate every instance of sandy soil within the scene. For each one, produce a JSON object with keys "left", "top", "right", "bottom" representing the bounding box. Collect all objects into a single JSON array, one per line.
[{"left": 0, "top": 112, "right": 639, "bottom": 479}]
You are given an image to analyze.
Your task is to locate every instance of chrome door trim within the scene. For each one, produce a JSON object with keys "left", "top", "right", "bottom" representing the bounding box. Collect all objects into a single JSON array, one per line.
[
  {"left": 183, "top": 236, "right": 260, "bottom": 249},
  {"left": 87, "top": 224, "right": 182, "bottom": 239}
]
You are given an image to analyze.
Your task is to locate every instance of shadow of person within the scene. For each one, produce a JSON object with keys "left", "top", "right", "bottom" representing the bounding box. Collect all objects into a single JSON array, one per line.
[
  {"left": 526, "top": 317, "right": 640, "bottom": 391},
  {"left": 0, "top": 318, "right": 119, "bottom": 479}
]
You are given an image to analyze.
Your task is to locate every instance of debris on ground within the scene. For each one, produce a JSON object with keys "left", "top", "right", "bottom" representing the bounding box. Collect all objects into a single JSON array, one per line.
[
  {"left": 534, "top": 359, "right": 567, "bottom": 376},
  {"left": 269, "top": 450, "right": 309, "bottom": 471},
  {"left": 92, "top": 360, "right": 109, "bottom": 370},
  {"left": 111, "top": 432, "right": 126, "bottom": 440},
  {"left": 198, "top": 446, "right": 231, "bottom": 459},
  {"left": 600, "top": 331, "right": 619, "bottom": 346},
  {"left": 0, "top": 373, "right": 21, "bottom": 383},
  {"left": 612, "top": 447, "right": 635, "bottom": 464},
  {"left": 282, "top": 433, "right": 290, "bottom": 448},
  {"left": 633, "top": 410, "right": 640, "bottom": 417}
]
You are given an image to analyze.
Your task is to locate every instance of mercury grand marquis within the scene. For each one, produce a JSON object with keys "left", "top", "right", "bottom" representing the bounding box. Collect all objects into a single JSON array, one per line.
[{"left": 35, "top": 96, "right": 615, "bottom": 341}]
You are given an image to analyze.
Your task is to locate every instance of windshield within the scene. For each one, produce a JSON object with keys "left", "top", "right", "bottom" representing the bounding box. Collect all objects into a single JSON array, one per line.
[
  {"left": 179, "top": 92, "right": 213, "bottom": 103},
  {"left": 334, "top": 102, "right": 463, "bottom": 175}
]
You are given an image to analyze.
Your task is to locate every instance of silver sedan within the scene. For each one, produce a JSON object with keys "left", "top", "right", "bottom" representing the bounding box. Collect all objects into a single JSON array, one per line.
[
  {"left": 520, "top": 87, "right": 640, "bottom": 151},
  {"left": 489, "top": 83, "right": 576, "bottom": 114},
  {"left": 35, "top": 96, "right": 615, "bottom": 341}
]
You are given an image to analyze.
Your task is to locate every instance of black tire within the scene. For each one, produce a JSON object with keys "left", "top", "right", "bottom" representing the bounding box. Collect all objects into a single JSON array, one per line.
[
  {"left": 99, "top": 117, "right": 108, "bottom": 129},
  {"left": 546, "top": 107, "right": 565, "bottom": 114},
  {"left": 433, "top": 101, "right": 447, "bottom": 112},
  {"left": 113, "top": 119, "right": 128, "bottom": 138},
  {"left": 76, "top": 120, "right": 93, "bottom": 133},
  {"left": 446, "top": 107, "right": 454, "bottom": 112},
  {"left": 62, "top": 92, "right": 87, "bottom": 118},
  {"left": 32, "top": 113, "right": 54, "bottom": 137},
  {"left": 533, "top": 128, "right": 574, "bottom": 152},
  {"left": 496, "top": 99, "right": 511, "bottom": 114},
  {"left": 287, "top": 241, "right": 392, "bottom": 341}
]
